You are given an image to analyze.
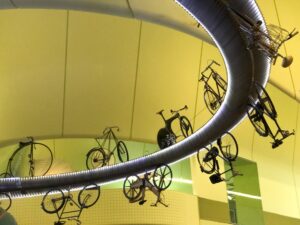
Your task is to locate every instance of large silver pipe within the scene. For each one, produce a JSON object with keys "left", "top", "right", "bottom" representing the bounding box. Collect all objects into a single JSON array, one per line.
[{"left": 0, "top": 0, "right": 270, "bottom": 193}]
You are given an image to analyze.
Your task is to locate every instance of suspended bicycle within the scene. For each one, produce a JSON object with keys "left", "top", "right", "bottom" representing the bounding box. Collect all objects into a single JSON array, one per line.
[
  {"left": 199, "top": 60, "right": 227, "bottom": 115},
  {"left": 7, "top": 137, "right": 53, "bottom": 177},
  {"left": 197, "top": 132, "right": 240, "bottom": 184},
  {"left": 247, "top": 83, "right": 294, "bottom": 148},
  {"left": 123, "top": 164, "right": 172, "bottom": 207},
  {"left": 41, "top": 184, "right": 100, "bottom": 225},
  {"left": 86, "top": 126, "right": 129, "bottom": 169},
  {"left": 156, "top": 105, "right": 193, "bottom": 149},
  {"left": 228, "top": 5, "right": 298, "bottom": 67}
]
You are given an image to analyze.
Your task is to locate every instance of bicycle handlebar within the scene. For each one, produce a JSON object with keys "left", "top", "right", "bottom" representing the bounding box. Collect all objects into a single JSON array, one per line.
[
  {"left": 199, "top": 60, "right": 220, "bottom": 81},
  {"left": 170, "top": 105, "right": 188, "bottom": 114},
  {"left": 103, "top": 126, "right": 119, "bottom": 134}
]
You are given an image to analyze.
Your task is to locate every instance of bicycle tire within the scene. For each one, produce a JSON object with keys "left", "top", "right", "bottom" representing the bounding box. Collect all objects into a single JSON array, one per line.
[
  {"left": 197, "top": 147, "right": 216, "bottom": 174},
  {"left": 255, "top": 82, "right": 277, "bottom": 118},
  {"left": 247, "top": 103, "right": 269, "bottom": 137},
  {"left": 180, "top": 116, "right": 193, "bottom": 138},
  {"left": 204, "top": 89, "right": 222, "bottom": 115},
  {"left": 123, "top": 175, "right": 142, "bottom": 200},
  {"left": 0, "top": 193, "right": 12, "bottom": 211},
  {"left": 214, "top": 73, "right": 227, "bottom": 92},
  {"left": 157, "top": 128, "right": 176, "bottom": 149},
  {"left": 41, "top": 189, "right": 65, "bottom": 214},
  {"left": 78, "top": 184, "right": 100, "bottom": 208},
  {"left": 9, "top": 142, "right": 53, "bottom": 177},
  {"left": 218, "top": 132, "right": 239, "bottom": 161},
  {"left": 117, "top": 141, "right": 129, "bottom": 163},
  {"left": 153, "top": 164, "right": 173, "bottom": 190},
  {"left": 86, "top": 147, "right": 106, "bottom": 169}
]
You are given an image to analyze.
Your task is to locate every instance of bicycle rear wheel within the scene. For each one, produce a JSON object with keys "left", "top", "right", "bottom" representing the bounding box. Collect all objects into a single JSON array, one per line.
[
  {"left": 247, "top": 103, "right": 269, "bottom": 137},
  {"left": 9, "top": 142, "right": 53, "bottom": 177},
  {"left": 197, "top": 147, "right": 216, "bottom": 174},
  {"left": 180, "top": 116, "right": 193, "bottom": 138},
  {"left": 214, "top": 73, "right": 227, "bottom": 91},
  {"left": 86, "top": 147, "right": 106, "bottom": 169},
  {"left": 157, "top": 128, "right": 176, "bottom": 149},
  {"left": 0, "top": 193, "right": 12, "bottom": 211},
  {"left": 218, "top": 132, "right": 239, "bottom": 161},
  {"left": 78, "top": 184, "right": 100, "bottom": 208},
  {"left": 41, "top": 189, "right": 65, "bottom": 214},
  {"left": 123, "top": 175, "right": 142, "bottom": 200},
  {"left": 255, "top": 82, "right": 277, "bottom": 118},
  {"left": 117, "top": 141, "right": 129, "bottom": 163},
  {"left": 153, "top": 164, "right": 173, "bottom": 190},
  {"left": 204, "top": 89, "right": 221, "bottom": 115}
]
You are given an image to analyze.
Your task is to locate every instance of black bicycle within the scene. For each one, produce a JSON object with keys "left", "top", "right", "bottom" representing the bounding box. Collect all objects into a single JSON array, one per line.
[
  {"left": 86, "top": 127, "right": 129, "bottom": 169},
  {"left": 156, "top": 105, "right": 193, "bottom": 149},
  {"left": 228, "top": 5, "right": 298, "bottom": 67},
  {"left": 199, "top": 60, "right": 227, "bottom": 115},
  {"left": 0, "top": 192, "right": 12, "bottom": 212},
  {"left": 123, "top": 164, "right": 172, "bottom": 207},
  {"left": 7, "top": 137, "right": 53, "bottom": 177},
  {"left": 197, "top": 146, "right": 241, "bottom": 184},
  {"left": 41, "top": 184, "right": 100, "bottom": 225},
  {"left": 247, "top": 83, "right": 294, "bottom": 148}
]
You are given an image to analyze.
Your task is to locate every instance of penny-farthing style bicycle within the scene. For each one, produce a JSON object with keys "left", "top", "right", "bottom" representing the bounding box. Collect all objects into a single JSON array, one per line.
[
  {"left": 247, "top": 83, "right": 294, "bottom": 148},
  {"left": 8, "top": 137, "right": 53, "bottom": 177},
  {"left": 156, "top": 105, "right": 193, "bottom": 149},
  {"left": 199, "top": 60, "right": 227, "bottom": 115},
  {"left": 123, "top": 164, "right": 172, "bottom": 207},
  {"left": 41, "top": 184, "right": 100, "bottom": 225},
  {"left": 86, "top": 127, "right": 129, "bottom": 169},
  {"left": 228, "top": 5, "right": 298, "bottom": 68}
]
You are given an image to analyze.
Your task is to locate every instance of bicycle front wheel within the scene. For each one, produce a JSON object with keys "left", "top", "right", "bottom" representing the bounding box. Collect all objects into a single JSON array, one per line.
[
  {"left": 180, "top": 116, "right": 193, "bottom": 138},
  {"left": 78, "top": 184, "right": 100, "bottom": 208},
  {"left": 86, "top": 147, "right": 106, "bottom": 169},
  {"left": 0, "top": 193, "right": 12, "bottom": 211},
  {"left": 153, "top": 164, "right": 173, "bottom": 190},
  {"left": 218, "top": 132, "right": 239, "bottom": 161},
  {"left": 41, "top": 189, "right": 65, "bottom": 214},
  {"left": 247, "top": 104, "right": 269, "bottom": 137},
  {"left": 197, "top": 147, "right": 216, "bottom": 174},
  {"left": 117, "top": 141, "right": 129, "bottom": 162},
  {"left": 9, "top": 142, "right": 53, "bottom": 177},
  {"left": 255, "top": 82, "right": 277, "bottom": 118},
  {"left": 204, "top": 89, "right": 221, "bottom": 115}
]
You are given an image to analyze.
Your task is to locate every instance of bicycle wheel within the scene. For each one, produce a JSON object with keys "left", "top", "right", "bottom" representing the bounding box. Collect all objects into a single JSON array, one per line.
[
  {"left": 255, "top": 82, "right": 277, "bottom": 118},
  {"left": 247, "top": 104, "right": 269, "bottom": 137},
  {"left": 123, "top": 175, "right": 142, "bottom": 200},
  {"left": 0, "top": 193, "right": 12, "bottom": 211},
  {"left": 157, "top": 128, "right": 176, "bottom": 149},
  {"left": 197, "top": 147, "right": 216, "bottom": 174},
  {"left": 41, "top": 189, "right": 65, "bottom": 214},
  {"left": 86, "top": 147, "right": 106, "bottom": 169},
  {"left": 214, "top": 73, "right": 227, "bottom": 91},
  {"left": 9, "top": 142, "right": 53, "bottom": 177},
  {"left": 218, "top": 132, "right": 239, "bottom": 161},
  {"left": 204, "top": 89, "right": 221, "bottom": 115},
  {"left": 180, "top": 116, "right": 193, "bottom": 138},
  {"left": 78, "top": 184, "right": 100, "bottom": 208},
  {"left": 117, "top": 141, "right": 129, "bottom": 162},
  {"left": 153, "top": 164, "right": 173, "bottom": 190}
]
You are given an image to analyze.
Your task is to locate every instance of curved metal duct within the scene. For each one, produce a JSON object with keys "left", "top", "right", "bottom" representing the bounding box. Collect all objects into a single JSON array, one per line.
[{"left": 0, "top": 0, "right": 270, "bottom": 193}]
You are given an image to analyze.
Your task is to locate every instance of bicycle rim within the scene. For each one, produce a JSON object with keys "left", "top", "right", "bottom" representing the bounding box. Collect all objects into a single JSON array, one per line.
[
  {"left": 117, "top": 141, "right": 129, "bottom": 162},
  {"left": 78, "top": 184, "right": 100, "bottom": 208},
  {"left": 197, "top": 148, "right": 216, "bottom": 174},
  {"left": 247, "top": 106, "right": 269, "bottom": 137},
  {"left": 204, "top": 90, "right": 221, "bottom": 115},
  {"left": 86, "top": 148, "right": 106, "bottom": 169},
  {"left": 41, "top": 189, "right": 65, "bottom": 214},
  {"left": 0, "top": 193, "right": 12, "bottom": 211},
  {"left": 218, "top": 132, "right": 239, "bottom": 161}
]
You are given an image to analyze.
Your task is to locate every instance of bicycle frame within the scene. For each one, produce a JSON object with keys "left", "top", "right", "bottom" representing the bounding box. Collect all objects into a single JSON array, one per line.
[
  {"left": 95, "top": 127, "right": 120, "bottom": 159},
  {"left": 129, "top": 174, "right": 167, "bottom": 207}
]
